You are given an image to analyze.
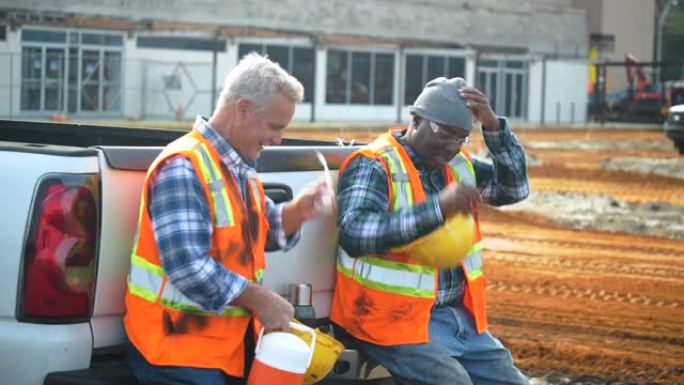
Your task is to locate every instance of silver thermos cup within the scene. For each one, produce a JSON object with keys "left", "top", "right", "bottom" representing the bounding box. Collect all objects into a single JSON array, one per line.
[{"left": 288, "top": 283, "right": 315, "bottom": 325}]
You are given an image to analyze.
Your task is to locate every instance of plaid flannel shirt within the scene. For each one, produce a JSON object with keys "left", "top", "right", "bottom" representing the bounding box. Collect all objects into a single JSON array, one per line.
[
  {"left": 147, "top": 116, "right": 299, "bottom": 314},
  {"left": 337, "top": 118, "right": 529, "bottom": 306}
]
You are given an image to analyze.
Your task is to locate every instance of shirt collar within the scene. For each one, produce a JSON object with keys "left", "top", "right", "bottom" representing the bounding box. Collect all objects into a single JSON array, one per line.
[{"left": 194, "top": 115, "right": 257, "bottom": 174}]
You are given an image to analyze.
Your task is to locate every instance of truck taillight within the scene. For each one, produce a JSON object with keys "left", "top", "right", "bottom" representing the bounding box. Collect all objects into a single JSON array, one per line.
[{"left": 18, "top": 174, "right": 100, "bottom": 323}]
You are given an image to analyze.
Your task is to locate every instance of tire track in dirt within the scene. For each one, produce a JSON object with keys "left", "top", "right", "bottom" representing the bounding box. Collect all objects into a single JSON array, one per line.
[
  {"left": 485, "top": 234, "right": 684, "bottom": 258},
  {"left": 489, "top": 316, "right": 684, "bottom": 347},
  {"left": 488, "top": 280, "right": 681, "bottom": 308},
  {"left": 488, "top": 252, "right": 684, "bottom": 279},
  {"left": 528, "top": 166, "right": 684, "bottom": 205}
]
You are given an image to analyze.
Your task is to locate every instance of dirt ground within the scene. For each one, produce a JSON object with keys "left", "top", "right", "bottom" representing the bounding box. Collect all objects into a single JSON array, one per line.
[{"left": 287, "top": 126, "right": 684, "bottom": 385}]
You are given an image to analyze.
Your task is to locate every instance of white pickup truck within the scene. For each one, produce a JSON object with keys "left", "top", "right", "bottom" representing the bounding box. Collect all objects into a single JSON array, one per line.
[{"left": 0, "top": 120, "right": 387, "bottom": 385}]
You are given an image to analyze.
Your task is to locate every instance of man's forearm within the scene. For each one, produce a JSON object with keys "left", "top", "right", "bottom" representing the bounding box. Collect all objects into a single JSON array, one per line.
[
  {"left": 281, "top": 200, "right": 305, "bottom": 237},
  {"left": 478, "top": 120, "right": 529, "bottom": 205}
]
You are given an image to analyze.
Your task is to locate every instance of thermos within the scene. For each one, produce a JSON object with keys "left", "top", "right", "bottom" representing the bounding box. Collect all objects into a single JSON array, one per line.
[
  {"left": 289, "top": 283, "right": 315, "bottom": 325},
  {"left": 247, "top": 322, "right": 316, "bottom": 385}
]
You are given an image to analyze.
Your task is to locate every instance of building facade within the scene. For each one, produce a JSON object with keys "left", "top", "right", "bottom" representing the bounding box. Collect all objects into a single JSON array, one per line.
[{"left": 0, "top": 1, "right": 590, "bottom": 124}]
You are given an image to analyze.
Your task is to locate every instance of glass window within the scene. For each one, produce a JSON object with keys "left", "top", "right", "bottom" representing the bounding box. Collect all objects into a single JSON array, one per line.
[
  {"left": 404, "top": 53, "right": 466, "bottom": 105},
  {"left": 81, "top": 50, "right": 100, "bottom": 111},
  {"left": 22, "top": 47, "right": 42, "bottom": 81},
  {"left": 82, "top": 33, "right": 123, "bottom": 46},
  {"left": 327, "top": 49, "right": 395, "bottom": 105},
  {"left": 447, "top": 57, "right": 465, "bottom": 78},
  {"left": 479, "top": 60, "right": 498, "bottom": 68},
  {"left": 514, "top": 73, "right": 524, "bottom": 117},
  {"left": 374, "top": 53, "right": 394, "bottom": 105},
  {"left": 351, "top": 52, "right": 370, "bottom": 104},
  {"left": 0, "top": 25, "right": 6, "bottom": 41},
  {"left": 266, "top": 45, "right": 289, "bottom": 69},
  {"left": 490, "top": 73, "right": 498, "bottom": 110},
  {"left": 103, "top": 51, "right": 122, "bottom": 111},
  {"left": 69, "top": 31, "right": 79, "bottom": 44},
  {"left": 103, "top": 51, "right": 121, "bottom": 83},
  {"left": 45, "top": 49, "right": 64, "bottom": 80},
  {"left": 292, "top": 47, "right": 314, "bottom": 103},
  {"left": 45, "top": 48, "right": 65, "bottom": 111},
  {"left": 239, "top": 43, "right": 263, "bottom": 59},
  {"left": 505, "top": 73, "right": 514, "bottom": 116},
  {"left": 506, "top": 61, "right": 524, "bottom": 69},
  {"left": 21, "top": 30, "right": 123, "bottom": 115},
  {"left": 427, "top": 56, "right": 445, "bottom": 82},
  {"left": 68, "top": 48, "right": 78, "bottom": 113},
  {"left": 23, "top": 29, "right": 67, "bottom": 43},
  {"left": 476, "top": 59, "right": 527, "bottom": 119},
  {"left": 237, "top": 43, "right": 314, "bottom": 102},
  {"left": 405, "top": 55, "right": 424, "bottom": 105},
  {"left": 326, "top": 50, "right": 348, "bottom": 104},
  {"left": 103, "top": 85, "right": 121, "bottom": 111},
  {"left": 21, "top": 47, "right": 42, "bottom": 110},
  {"left": 478, "top": 72, "right": 486, "bottom": 90}
]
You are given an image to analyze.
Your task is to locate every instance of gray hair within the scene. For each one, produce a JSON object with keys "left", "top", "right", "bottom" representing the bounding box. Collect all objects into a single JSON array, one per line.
[{"left": 217, "top": 53, "right": 304, "bottom": 111}]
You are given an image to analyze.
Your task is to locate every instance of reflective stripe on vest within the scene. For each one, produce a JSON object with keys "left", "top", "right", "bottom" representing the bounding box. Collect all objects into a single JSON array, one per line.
[
  {"left": 378, "top": 149, "right": 413, "bottom": 210},
  {"left": 254, "top": 268, "right": 264, "bottom": 284},
  {"left": 463, "top": 242, "right": 483, "bottom": 280},
  {"left": 336, "top": 145, "right": 434, "bottom": 298},
  {"left": 448, "top": 153, "right": 476, "bottom": 187},
  {"left": 247, "top": 176, "right": 262, "bottom": 213},
  {"left": 448, "top": 153, "right": 483, "bottom": 281},
  {"left": 195, "top": 143, "right": 235, "bottom": 228},
  {"left": 337, "top": 251, "right": 434, "bottom": 298},
  {"left": 128, "top": 255, "right": 249, "bottom": 317}
]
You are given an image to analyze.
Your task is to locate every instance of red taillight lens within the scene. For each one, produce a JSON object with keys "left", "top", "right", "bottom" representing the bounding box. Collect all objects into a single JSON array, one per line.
[{"left": 19, "top": 174, "right": 99, "bottom": 322}]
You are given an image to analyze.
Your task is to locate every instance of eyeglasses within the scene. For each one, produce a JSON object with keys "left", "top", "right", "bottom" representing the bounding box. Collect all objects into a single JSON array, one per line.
[{"left": 427, "top": 120, "right": 471, "bottom": 146}]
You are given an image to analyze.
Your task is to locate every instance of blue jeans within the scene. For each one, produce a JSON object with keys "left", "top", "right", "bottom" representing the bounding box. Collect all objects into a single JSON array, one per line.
[
  {"left": 126, "top": 341, "right": 245, "bottom": 385},
  {"left": 354, "top": 306, "right": 529, "bottom": 385}
]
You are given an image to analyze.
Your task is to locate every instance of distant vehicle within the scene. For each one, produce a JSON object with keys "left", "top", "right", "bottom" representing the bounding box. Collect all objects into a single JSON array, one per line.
[
  {"left": 662, "top": 80, "right": 684, "bottom": 112},
  {"left": 606, "top": 53, "right": 664, "bottom": 123},
  {"left": 664, "top": 103, "right": 684, "bottom": 154}
]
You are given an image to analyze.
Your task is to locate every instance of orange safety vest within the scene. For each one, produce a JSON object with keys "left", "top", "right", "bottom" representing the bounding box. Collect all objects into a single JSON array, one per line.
[
  {"left": 124, "top": 128, "right": 268, "bottom": 377},
  {"left": 330, "top": 131, "right": 486, "bottom": 346}
]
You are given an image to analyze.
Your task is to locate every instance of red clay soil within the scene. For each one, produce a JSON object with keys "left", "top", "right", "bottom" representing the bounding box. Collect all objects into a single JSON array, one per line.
[
  {"left": 482, "top": 207, "right": 684, "bottom": 384},
  {"left": 287, "top": 127, "right": 684, "bottom": 384}
]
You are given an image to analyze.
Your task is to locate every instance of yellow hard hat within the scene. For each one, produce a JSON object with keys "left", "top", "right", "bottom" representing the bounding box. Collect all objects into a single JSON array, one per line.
[
  {"left": 290, "top": 321, "right": 345, "bottom": 385},
  {"left": 395, "top": 213, "right": 476, "bottom": 269}
]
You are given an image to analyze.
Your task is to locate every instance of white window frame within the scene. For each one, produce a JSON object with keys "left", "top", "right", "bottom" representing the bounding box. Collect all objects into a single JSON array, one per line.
[
  {"left": 477, "top": 54, "right": 529, "bottom": 120},
  {"left": 19, "top": 27, "right": 125, "bottom": 117}
]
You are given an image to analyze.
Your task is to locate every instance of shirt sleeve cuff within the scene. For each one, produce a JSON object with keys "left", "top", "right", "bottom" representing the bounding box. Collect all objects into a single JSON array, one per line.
[
  {"left": 214, "top": 271, "right": 249, "bottom": 314},
  {"left": 481, "top": 117, "right": 511, "bottom": 154},
  {"left": 274, "top": 203, "right": 301, "bottom": 251}
]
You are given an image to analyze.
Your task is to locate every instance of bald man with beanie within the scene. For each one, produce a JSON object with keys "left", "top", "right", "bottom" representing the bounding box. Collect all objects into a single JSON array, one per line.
[{"left": 330, "top": 77, "right": 530, "bottom": 384}]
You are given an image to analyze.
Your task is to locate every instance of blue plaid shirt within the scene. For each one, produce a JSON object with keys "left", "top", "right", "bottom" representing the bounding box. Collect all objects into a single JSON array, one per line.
[
  {"left": 337, "top": 119, "right": 529, "bottom": 307},
  {"left": 147, "top": 116, "right": 299, "bottom": 314}
]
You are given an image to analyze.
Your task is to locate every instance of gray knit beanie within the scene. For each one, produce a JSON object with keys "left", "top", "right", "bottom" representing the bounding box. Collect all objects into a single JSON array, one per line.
[{"left": 408, "top": 77, "right": 473, "bottom": 132}]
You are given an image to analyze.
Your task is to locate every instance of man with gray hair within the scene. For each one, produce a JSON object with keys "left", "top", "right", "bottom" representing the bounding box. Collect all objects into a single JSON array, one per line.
[
  {"left": 331, "top": 77, "right": 530, "bottom": 384},
  {"left": 124, "top": 53, "right": 332, "bottom": 385}
]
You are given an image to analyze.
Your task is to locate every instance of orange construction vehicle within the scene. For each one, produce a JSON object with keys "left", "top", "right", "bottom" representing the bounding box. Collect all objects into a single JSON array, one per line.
[
  {"left": 606, "top": 53, "right": 664, "bottom": 122},
  {"left": 624, "top": 53, "right": 663, "bottom": 120}
]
